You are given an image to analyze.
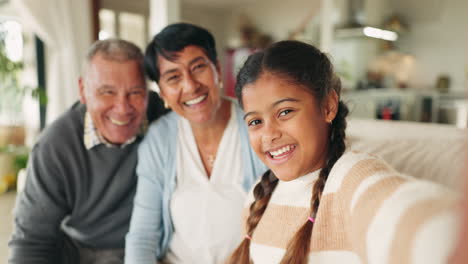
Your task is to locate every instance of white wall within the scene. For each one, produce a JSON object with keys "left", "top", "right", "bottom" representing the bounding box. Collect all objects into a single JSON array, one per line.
[
  {"left": 223, "top": 0, "right": 321, "bottom": 46},
  {"left": 393, "top": 0, "right": 468, "bottom": 91},
  {"left": 182, "top": 0, "right": 467, "bottom": 93},
  {"left": 181, "top": 3, "right": 228, "bottom": 65},
  {"left": 182, "top": 0, "right": 322, "bottom": 52}
]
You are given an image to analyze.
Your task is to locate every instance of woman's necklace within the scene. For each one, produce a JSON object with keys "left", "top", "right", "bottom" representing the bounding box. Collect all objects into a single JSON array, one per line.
[
  {"left": 206, "top": 153, "right": 216, "bottom": 168},
  {"left": 200, "top": 148, "right": 217, "bottom": 169},
  {"left": 195, "top": 99, "right": 231, "bottom": 173}
]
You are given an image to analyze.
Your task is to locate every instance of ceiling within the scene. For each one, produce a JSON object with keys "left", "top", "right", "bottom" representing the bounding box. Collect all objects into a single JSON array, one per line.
[
  {"left": 182, "top": 0, "right": 256, "bottom": 8},
  {"left": 102, "top": 0, "right": 258, "bottom": 12}
]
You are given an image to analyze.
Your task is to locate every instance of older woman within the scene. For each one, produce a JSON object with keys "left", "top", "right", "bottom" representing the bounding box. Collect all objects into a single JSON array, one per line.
[{"left": 125, "top": 23, "right": 266, "bottom": 264}]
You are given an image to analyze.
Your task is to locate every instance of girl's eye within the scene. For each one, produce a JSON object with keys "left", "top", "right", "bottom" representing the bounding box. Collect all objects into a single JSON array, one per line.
[
  {"left": 279, "top": 109, "right": 293, "bottom": 117},
  {"left": 248, "top": 119, "right": 262, "bottom": 127}
]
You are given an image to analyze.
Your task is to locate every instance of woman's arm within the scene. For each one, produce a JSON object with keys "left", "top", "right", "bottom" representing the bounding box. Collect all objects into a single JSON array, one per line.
[{"left": 125, "top": 128, "right": 166, "bottom": 264}]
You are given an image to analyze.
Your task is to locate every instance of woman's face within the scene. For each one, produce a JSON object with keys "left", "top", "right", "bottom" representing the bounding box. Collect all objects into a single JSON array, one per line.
[
  {"left": 157, "top": 45, "right": 222, "bottom": 124},
  {"left": 242, "top": 73, "right": 337, "bottom": 181}
]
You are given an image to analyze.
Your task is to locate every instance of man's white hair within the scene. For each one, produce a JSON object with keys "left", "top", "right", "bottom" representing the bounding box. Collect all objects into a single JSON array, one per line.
[{"left": 82, "top": 38, "right": 144, "bottom": 76}]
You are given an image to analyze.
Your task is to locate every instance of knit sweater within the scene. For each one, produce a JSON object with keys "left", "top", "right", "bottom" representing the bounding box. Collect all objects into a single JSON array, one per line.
[
  {"left": 9, "top": 96, "right": 167, "bottom": 264},
  {"left": 244, "top": 151, "right": 458, "bottom": 264},
  {"left": 125, "top": 99, "right": 267, "bottom": 263}
]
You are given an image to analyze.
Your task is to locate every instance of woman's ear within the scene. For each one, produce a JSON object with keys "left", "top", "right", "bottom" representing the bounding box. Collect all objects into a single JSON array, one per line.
[
  {"left": 158, "top": 89, "right": 170, "bottom": 109},
  {"left": 323, "top": 90, "right": 339, "bottom": 123},
  {"left": 215, "top": 60, "right": 222, "bottom": 79}
]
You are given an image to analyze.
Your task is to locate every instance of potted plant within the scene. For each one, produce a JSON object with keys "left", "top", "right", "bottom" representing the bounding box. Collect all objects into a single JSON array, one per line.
[
  {"left": 0, "top": 145, "right": 28, "bottom": 193},
  {"left": 0, "top": 21, "right": 37, "bottom": 192},
  {"left": 0, "top": 21, "right": 27, "bottom": 143}
]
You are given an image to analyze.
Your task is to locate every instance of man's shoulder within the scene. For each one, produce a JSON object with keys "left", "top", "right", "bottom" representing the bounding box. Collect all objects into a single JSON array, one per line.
[{"left": 37, "top": 103, "right": 85, "bottom": 148}]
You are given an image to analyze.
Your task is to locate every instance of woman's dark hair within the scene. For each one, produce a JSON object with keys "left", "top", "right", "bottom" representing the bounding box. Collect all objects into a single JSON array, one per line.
[
  {"left": 228, "top": 40, "right": 349, "bottom": 264},
  {"left": 144, "top": 22, "right": 218, "bottom": 83}
]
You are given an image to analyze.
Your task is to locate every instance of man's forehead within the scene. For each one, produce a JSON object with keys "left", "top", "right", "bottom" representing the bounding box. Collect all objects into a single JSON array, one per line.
[
  {"left": 85, "top": 56, "right": 143, "bottom": 76},
  {"left": 90, "top": 53, "right": 139, "bottom": 67},
  {"left": 83, "top": 63, "right": 146, "bottom": 90}
]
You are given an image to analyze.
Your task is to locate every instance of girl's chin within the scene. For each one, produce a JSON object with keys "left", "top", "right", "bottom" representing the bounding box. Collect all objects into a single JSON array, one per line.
[{"left": 270, "top": 169, "right": 299, "bottom": 182}]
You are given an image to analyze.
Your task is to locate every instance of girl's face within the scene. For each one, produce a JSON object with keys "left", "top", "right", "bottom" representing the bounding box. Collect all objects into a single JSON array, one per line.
[{"left": 242, "top": 73, "right": 337, "bottom": 181}]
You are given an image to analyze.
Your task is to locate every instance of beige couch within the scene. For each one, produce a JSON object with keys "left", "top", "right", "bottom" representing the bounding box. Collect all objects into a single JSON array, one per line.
[{"left": 347, "top": 119, "right": 467, "bottom": 191}]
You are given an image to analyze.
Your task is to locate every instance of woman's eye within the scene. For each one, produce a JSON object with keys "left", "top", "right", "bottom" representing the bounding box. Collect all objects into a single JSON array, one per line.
[
  {"left": 248, "top": 119, "right": 262, "bottom": 126},
  {"left": 167, "top": 75, "right": 180, "bottom": 83},
  {"left": 192, "top": 63, "right": 206, "bottom": 72},
  {"left": 279, "top": 109, "right": 293, "bottom": 117}
]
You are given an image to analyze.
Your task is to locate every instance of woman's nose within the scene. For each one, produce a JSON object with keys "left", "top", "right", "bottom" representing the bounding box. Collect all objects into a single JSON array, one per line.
[{"left": 181, "top": 74, "right": 201, "bottom": 93}]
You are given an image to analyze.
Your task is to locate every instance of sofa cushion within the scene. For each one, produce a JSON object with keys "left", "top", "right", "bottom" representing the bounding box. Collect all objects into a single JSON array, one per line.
[{"left": 346, "top": 119, "right": 467, "bottom": 190}]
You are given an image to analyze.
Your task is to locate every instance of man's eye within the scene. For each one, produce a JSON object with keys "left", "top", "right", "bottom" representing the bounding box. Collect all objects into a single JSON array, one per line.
[
  {"left": 248, "top": 119, "right": 262, "bottom": 126},
  {"left": 130, "top": 90, "right": 145, "bottom": 96},
  {"left": 100, "top": 90, "right": 115, "bottom": 95},
  {"left": 279, "top": 109, "right": 293, "bottom": 117}
]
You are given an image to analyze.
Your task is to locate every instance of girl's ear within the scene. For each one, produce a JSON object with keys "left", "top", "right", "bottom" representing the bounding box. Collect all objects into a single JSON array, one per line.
[{"left": 322, "top": 90, "right": 339, "bottom": 123}]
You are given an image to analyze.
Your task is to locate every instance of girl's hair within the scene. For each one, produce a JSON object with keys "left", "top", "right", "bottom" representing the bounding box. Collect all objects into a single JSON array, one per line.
[{"left": 228, "top": 40, "right": 349, "bottom": 264}]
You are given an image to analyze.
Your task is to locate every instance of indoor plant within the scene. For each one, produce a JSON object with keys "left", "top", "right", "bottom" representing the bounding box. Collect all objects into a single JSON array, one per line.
[{"left": 0, "top": 21, "right": 31, "bottom": 192}]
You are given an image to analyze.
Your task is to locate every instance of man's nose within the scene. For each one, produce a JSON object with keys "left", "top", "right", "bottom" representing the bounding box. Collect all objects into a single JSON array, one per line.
[{"left": 115, "top": 95, "right": 132, "bottom": 113}]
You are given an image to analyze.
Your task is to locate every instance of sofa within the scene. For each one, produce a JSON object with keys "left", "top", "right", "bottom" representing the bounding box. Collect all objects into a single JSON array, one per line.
[
  {"left": 346, "top": 118, "right": 467, "bottom": 191},
  {"left": 16, "top": 119, "right": 467, "bottom": 193}
]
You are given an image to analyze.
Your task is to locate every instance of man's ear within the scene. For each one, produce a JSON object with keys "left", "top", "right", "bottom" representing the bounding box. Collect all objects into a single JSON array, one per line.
[
  {"left": 78, "top": 77, "right": 86, "bottom": 104},
  {"left": 323, "top": 90, "right": 339, "bottom": 123}
]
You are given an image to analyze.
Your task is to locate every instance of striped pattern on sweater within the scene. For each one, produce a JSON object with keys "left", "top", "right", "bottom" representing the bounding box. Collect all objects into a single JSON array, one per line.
[{"left": 243, "top": 151, "right": 458, "bottom": 264}]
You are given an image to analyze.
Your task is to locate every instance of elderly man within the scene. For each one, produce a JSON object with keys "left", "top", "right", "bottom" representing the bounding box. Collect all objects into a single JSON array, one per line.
[{"left": 8, "top": 39, "right": 167, "bottom": 264}]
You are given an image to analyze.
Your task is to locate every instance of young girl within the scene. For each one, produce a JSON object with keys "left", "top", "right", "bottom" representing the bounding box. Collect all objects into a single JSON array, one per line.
[{"left": 228, "top": 40, "right": 458, "bottom": 264}]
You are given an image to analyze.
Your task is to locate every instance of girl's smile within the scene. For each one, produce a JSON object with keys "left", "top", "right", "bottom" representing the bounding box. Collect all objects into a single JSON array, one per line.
[{"left": 242, "top": 72, "right": 337, "bottom": 181}]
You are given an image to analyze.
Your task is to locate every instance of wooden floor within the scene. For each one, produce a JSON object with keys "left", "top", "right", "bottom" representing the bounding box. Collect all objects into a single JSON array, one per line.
[{"left": 0, "top": 191, "right": 16, "bottom": 264}]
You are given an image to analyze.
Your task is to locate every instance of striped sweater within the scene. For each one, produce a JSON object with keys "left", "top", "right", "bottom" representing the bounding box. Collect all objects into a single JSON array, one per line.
[{"left": 243, "top": 151, "right": 458, "bottom": 264}]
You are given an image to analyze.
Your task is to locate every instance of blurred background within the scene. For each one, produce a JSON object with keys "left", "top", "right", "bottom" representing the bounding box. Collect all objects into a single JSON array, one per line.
[{"left": 0, "top": 0, "right": 467, "bottom": 261}]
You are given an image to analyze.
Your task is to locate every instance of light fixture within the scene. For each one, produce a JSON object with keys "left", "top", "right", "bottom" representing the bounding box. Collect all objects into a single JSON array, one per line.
[
  {"left": 335, "top": 26, "right": 399, "bottom": 41},
  {"left": 363, "top": 27, "right": 398, "bottom": 41}
]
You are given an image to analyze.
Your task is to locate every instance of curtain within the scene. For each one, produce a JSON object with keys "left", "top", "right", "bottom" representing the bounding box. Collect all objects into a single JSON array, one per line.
[{"left": 12, "top": 0, "right": 92, "bottom": 124}]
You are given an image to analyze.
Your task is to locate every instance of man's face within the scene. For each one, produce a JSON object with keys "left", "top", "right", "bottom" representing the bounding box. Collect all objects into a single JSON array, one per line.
[{"left": 79, "top": 54, "right": 148, "bottom": 144}]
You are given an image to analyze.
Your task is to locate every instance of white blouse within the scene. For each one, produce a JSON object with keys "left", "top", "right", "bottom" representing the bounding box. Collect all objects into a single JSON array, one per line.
[{"left": 165, "top": 102, "right": 245, "bottom": 264}]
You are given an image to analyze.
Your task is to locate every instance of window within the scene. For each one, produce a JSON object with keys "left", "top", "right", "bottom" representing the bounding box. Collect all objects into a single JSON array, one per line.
[{"left": 98, "top": 8, "right": 148, "bottom": 50}]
